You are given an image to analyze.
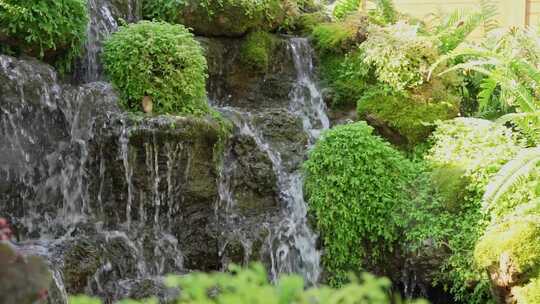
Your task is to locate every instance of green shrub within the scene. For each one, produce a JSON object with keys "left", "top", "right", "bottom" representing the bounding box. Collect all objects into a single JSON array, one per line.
[
  {"left": 304, "top": 122, "right": 419, "bottom": 285},
  {"left": 70, "top": 263, "right": 427, "bottom": 304},
  {"left": 424, "top": 118, "right": 523, "bottom": 303},
  {"left": 103, "top": 21, "right": 209, "bottom": 115},
  {"left": 0, "top": 0, "right": 88, "bottom": 72},
  {"left": 142, "top": 0, "right": 298, "bottom": 37},
  {"left": 240, "top": 31, "right": 277, "bottom": 72}
]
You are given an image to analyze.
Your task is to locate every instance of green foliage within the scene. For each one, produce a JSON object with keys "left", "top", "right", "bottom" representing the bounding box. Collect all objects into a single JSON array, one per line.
[
  {"left": 311, "top": 17, "right": 366, "bottom": 54},
  {"left": 0, "top": 0, "right": 88, "bottom": 73},
  {"left": 304, "top": 122, "right": 420, "bottom": 285},
  {"left": 70, "top": 263, "right": 427, "bottom": 304},
  {"left": 427, "top": 0, "right": 498, "bottom": 54},
  {"left": 425, "top": 118, "right": 523, "bottom": 303},
  {"left": 482, "top": 147, "right": 540, "bottom": 218},
  {"left": 368, "top": 0, "right": 398, "bottom": 25},
  {"left": 319, "top": 51, "right": 374, "bottom": 108},
  {"left": 240, "top": 31, "right": 277, "bottom": 72},
  {"left": 514, "top": 277, "right": 540, "bottom": 304},
  {"left": 142, "top": 0, "right": 300, "bottom": 36},
  {"left": 475, "top": 214, "right": 540, "bottom": 276},
  {"left": 433, "top": 27, "right": 540, "bottom": 122},
  {"left": 103, "top": 21, "right": 209, "bottom": 115},
  {"left": 288, "top": 12, "right": 329, "bottom": 36},
  {"left": 357, "top": 83, "right": 460, "bottom": 145},
  {"left": 361, "top": 22, "right": 437, "bottom": 91},
  {"left": 333, "top": 0, "right": 362, "bottom": 21}
]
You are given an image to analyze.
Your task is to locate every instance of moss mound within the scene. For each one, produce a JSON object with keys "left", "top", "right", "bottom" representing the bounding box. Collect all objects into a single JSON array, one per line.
[
  {"left": 143, "top": 0, "right": 298, "bottom": 37},
  {"left": 358, "top": 82, "right": 460, "bottom": 145},
  {"left": 103, "top": 21, "right": 209, "bottom": 115},
  {"left": 240, "top": 31, "right": 277, "bottom": 72},
  {"left": 0, "top": 0, "right": 88, "bottom": 72},
  {"left": 304, "top": 122, "right": 419, "bottom": 285}
]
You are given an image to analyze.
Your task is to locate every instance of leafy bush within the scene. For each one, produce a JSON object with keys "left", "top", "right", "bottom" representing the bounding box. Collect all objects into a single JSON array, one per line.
[
  {"left": 70, "top": 263, "right": 427, "bottom": 304},
  {"left": 0, "top": 0, "right": 88, "bottom": 72},
  {"left": 482, "top": 147, "right": 540, "bottom": 219},
  {"left": 304, "top": 122, "right": 420, "bottom": 285},
  {"left": 240, "top": 31, "right": 277, "bottom": 72},
  {"left": 103, "top": 21, "right": 209, "bottom": 115},
  {"left": 352, "top": 22, "right": 461, "bottom": 145},
  {"left": 361, "top": 22, "right": 437, "bottom": 91},
  {"left": 424, "top": 118, "right": 523, "bottom": 302},
  {"left": 143, "top": 0, "right": 299, "bottom": 37}
]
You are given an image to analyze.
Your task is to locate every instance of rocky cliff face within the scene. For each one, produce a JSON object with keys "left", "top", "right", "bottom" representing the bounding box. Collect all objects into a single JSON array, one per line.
[{"left": 0, "top": 26, "right": 328, "bottom": 302}]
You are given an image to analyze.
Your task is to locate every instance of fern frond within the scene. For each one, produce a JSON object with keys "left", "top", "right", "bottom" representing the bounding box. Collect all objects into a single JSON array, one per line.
[
  {"left": 479, "top": 0, "right": 499, "bottom": 33},
  {"left": 498, "top": 112, "right": 540, "bottom": 146},
  {"left": 483, "top": 147, "right": 540, "bottom": 210},
  {"left": 478, "top": 77, "right": 499, "bottom": 112}
]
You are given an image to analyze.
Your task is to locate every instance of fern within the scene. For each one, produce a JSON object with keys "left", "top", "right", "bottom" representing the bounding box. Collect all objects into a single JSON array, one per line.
[
  {"left": 482, "top": 147, "right": 540, "bottom": 211},
  {"left": 498, "top": 112, "right": 540, "bottom": 146},
  {"left": 435, "top": 0, "right": 497, "bottom": 54},
  {"left": 431, "top": 43, "right": 540, "bottom": 113}
]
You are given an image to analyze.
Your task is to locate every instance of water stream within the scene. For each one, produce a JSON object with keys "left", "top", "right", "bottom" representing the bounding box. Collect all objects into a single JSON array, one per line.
[{"left": 216, "top": 38, "right": 329, "bottom": 285}]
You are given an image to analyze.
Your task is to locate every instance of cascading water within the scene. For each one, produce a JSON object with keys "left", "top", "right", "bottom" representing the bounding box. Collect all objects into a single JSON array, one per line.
[
  {"left": 2, "top": 4, "right": 330, "bottom": 299},
  {"left": 76, "top": 0, "right": 141, "bottom": 83},
  {"left": 216, "top": 38, "right": 329, "bottom": 285}
]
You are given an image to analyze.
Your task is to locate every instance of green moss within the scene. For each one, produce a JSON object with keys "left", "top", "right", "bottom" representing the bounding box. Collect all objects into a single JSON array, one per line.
[
  {"left": 514, "top": 277, "right": 540, "bottom": 304},
  {"left": 304, "top": 122, "right": 420, "bottom": 285},
  {"left": 0, "top": 0, "right": 88, "bottom": 73},
  {"left": 358, "top": 82, "right": 460, "bottom": 146},
  {"left": 239, "top": 31, "right": 277, "bottom": 72},
  {"left": 475, "top": 216, "right": 540, "bottom": 275},
  {"left": 289, "top": 11, "right": 329, "bottom": 36},
  {"left": 311, "top": 16, "right": 366, "bottom": 54},
  {"left": 143, "top": 0, "right": 298, "bottom": 37},
  {"left": 103, "top": 21, "right": 209, "bottom": 115}
]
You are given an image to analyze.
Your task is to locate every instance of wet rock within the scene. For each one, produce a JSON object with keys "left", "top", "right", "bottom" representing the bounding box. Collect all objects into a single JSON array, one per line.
[{"left": 201, "top": 37, "right": 297, "bottom": 110}]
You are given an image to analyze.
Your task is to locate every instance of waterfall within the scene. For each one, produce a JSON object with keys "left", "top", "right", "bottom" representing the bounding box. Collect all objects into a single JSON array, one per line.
[
  {"left": 76, "top": 0, "right": 141, "bottom": 83},
  {"left": 216, "top": 37, "right": 329, "bottom": 285}
]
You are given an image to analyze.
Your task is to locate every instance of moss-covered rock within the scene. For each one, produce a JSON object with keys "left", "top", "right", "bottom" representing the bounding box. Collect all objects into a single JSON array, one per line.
[
  {"left": 311, "top": 13, "right": 368, "bottom": 54},
  {"left": 357, "top": 81, "right": 461, "bottom": 146},
  {"left": 240, "top": 31, "right": 278, "bottom": 72},
  {"left": 143, "top": 0, "right": 299, "bottom": 37}
]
